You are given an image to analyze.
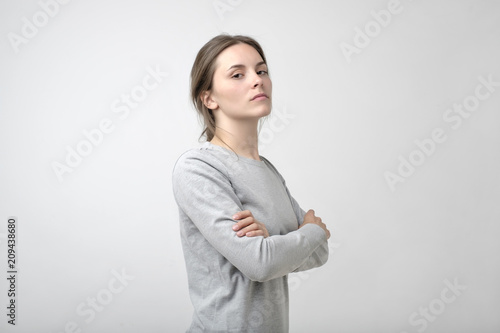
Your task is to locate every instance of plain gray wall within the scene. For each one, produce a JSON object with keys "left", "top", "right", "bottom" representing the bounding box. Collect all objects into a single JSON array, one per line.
[{"left": 1, "top": 0, "right": 499, "bottom": 332}]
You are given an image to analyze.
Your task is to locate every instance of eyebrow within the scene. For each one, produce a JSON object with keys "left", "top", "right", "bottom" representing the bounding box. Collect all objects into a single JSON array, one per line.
[{"left": 227, "top": 61, "right": 267, "bottom": 72}]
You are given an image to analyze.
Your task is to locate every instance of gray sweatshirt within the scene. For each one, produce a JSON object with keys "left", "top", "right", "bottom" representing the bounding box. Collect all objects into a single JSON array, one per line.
[{"left": 172, "top": 141, "right": 329, "bottom": 332}]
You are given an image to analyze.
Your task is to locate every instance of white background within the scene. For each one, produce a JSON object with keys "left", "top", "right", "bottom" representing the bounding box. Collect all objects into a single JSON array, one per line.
[{"left": 1, "top": 0, "right": 499, "bottom": 332}]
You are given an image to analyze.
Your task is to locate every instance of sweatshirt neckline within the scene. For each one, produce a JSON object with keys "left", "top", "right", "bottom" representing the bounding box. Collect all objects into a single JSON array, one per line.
[{"left": 202, "top": 141, "right": 266, "bottom": 166}]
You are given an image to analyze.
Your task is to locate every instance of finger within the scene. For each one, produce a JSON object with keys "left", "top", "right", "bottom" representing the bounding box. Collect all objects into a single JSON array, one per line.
[
  {"left": 232, "top": 210, "right": 252, "bottom": 220},
  {"left": 236, "top": 222, "right": 259, "bottom": 236},
  {"left": 245, "top": 230, "right": 264, "bottom": 237},
  {"left": 233, "top": 216, "right": 254, "bottom": 231}
]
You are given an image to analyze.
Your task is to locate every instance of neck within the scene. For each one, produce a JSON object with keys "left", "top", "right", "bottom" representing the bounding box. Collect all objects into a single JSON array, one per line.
[{"left": 210, "top": 118, "right": 261, "bottom": 161}]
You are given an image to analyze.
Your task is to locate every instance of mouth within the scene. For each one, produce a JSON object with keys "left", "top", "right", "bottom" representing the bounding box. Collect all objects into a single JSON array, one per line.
[{"left": 251, "top": 93, "right": 269, "bottom": 101}]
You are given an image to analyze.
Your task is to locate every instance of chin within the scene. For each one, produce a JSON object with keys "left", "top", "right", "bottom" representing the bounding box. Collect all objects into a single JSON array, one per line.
[
  {"left": 236, "top": 104, "right": 272, "bottom": 120},
  {"left": 260, "top": 107, "right": 272, "bottom": 118},
  {"left": 257, "top": 103, "right": 272, "bottom": 118}
]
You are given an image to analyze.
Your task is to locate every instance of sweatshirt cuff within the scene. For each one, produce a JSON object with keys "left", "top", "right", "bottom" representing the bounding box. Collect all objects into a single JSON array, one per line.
[{"left": 297, "top": 223, "right": 327, "bottom": 249}]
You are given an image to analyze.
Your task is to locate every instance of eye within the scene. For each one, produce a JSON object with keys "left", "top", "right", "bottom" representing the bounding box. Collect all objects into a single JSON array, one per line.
[
  {"left": 257, "top": 70, "right": 268, "bottom": 76},
  {"left": 232, "top": 73, "right": 243, "bottom": 79}
]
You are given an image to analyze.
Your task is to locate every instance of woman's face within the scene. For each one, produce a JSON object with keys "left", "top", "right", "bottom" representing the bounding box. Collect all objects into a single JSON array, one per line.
[{"left": 204, "top": 43, "right": 272, "bottom": 120}]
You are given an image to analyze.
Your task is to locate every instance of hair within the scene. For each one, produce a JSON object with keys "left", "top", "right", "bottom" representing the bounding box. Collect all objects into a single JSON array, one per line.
[{"left": 190, "top": 34, "right": 269, "bottom": 145}]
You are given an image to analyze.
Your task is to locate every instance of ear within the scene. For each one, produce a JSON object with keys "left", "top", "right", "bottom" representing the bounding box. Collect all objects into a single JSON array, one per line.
[{"left": 201, "top": 91, "right": 218, "bottom": 110}]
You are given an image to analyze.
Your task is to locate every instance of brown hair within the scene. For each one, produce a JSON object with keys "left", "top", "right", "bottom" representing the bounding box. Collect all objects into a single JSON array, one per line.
[{"left": 190, "top": 34, "right": 268, "bottom": 143}]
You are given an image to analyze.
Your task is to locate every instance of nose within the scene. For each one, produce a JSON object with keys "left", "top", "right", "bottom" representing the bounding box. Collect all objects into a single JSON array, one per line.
[{"left": 252, "top": 73, "right": 263, "bottom": 88}]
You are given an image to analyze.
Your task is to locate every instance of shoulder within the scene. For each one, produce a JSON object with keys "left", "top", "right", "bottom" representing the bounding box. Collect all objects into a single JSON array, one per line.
[{"left": 172, "top": 143, "right": 230, "bottom": 179}]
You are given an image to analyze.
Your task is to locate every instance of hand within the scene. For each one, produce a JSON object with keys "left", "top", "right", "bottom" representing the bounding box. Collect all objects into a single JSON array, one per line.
[
  {"left": 232, "top": 210, "right": 269, "bottom": 238},
  {"left": 299, "top": 209, "right": 330, "bottom": 239}
]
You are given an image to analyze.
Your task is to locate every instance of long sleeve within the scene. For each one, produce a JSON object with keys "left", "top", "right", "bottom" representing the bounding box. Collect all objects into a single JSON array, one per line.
[
  {"left": 172, "top": 150, "right": 327, "bottom": 283},
  {"left": 264, "top": 159, "right": 329, "bottom": 272},
  {"left": 288, "top": 193, "right": 329, "bottom": 272}
]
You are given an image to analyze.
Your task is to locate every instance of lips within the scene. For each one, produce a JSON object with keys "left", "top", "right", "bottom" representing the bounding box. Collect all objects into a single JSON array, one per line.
[{"left": 251, "top": 93, "right": 268, "bottom": 101}]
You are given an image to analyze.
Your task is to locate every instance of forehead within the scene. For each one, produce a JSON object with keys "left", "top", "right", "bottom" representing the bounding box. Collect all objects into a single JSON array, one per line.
[{"left": 215, "top": 43, "right": 264, "bottom": 69}]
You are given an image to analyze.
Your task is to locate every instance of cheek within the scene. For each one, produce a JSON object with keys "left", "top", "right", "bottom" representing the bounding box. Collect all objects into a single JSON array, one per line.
[
  {"left": 265, "top": 77, "right": 272, "bottom": 90},
  {"left": 223, "top": 85, "right": 245, "bottom": 104},
  {"left": 213, "top": 84, "right": 236, "bottom": 106}
]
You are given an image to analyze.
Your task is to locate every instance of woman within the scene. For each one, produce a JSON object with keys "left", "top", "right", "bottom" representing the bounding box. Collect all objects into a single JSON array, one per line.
[{"left": 172, "top": 34, "right": 330, "bottom": 332}]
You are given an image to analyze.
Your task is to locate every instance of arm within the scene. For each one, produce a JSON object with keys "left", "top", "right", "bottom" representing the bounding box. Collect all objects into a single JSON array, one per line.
[
  {"left": 260, "top": 156, "right": 329, "bottom": 272},
  {"left": 172, "top": 151, "right": 327, "bottom": 282},
  {"left": 285, "top": 182, "right": 330, "bottom": 272}
]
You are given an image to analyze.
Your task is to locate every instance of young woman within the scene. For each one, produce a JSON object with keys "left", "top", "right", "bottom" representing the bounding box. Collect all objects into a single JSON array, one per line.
[{"left": 172, "top": 34, "right": 331, "bottom": 332}]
